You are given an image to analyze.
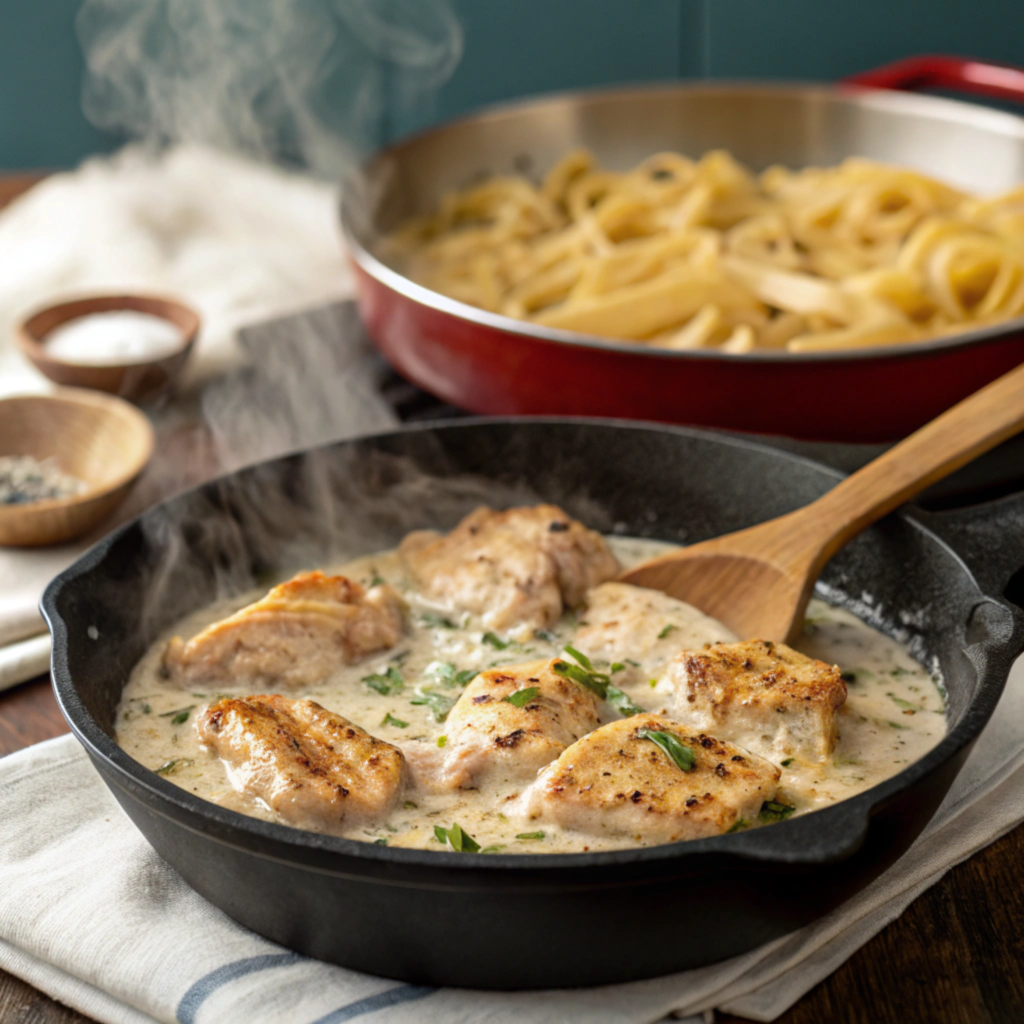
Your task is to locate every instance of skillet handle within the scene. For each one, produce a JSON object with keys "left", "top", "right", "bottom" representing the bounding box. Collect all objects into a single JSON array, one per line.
[
  {"left": 844, "top": 55, "right": 1024, "bottom": 105},
  {"left": 917, "top": 490, "right": 1024, "bottom": 654}
]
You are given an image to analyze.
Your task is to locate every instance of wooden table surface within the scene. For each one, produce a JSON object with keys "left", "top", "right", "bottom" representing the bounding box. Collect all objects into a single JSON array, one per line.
[{"left": 3, "top": 173, "right": 1024, "bottom": 1023}]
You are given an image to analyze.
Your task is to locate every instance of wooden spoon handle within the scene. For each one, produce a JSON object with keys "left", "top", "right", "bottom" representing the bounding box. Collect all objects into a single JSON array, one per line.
[{"left": 794, "top": 361, "right": 1024, "bottom": 568}]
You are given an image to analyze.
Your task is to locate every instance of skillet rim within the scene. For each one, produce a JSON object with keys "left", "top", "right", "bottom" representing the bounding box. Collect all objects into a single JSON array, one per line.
[
  {"left": 340, "top": 78, "right": 1024, "bottom": 366},
  {"left": 41, "top": 416, "right": 1022, "bottom": 875}
]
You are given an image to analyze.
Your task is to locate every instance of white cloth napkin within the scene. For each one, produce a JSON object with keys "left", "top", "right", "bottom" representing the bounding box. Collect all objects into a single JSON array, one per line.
[{"left": 2, "top": 654, "right": 1023, "bottom": 1024}]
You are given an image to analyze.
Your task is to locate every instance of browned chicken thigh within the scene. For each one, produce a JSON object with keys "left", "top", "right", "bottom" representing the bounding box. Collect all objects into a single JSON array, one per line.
[
  {"left": 518, "top": 713, "right": 780, "bottom": 842},
  {"left": 197, "top": 694, "right": 406, "bottom": 834},
  {"left": 399, "top": 505, "right": 620, "bottom": 630},
  {"left": 668, "top": 639, "right": 847, "bottom": 764},
  {"left": 428, "top": 658, "right": 602, "bottom": 790},
  {"left": 163, "top": 571, "right": 405, "bottom": 688}
]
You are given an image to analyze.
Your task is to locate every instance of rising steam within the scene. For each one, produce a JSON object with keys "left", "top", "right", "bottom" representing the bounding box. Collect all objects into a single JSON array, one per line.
[{"left": 76, "top": 0, "right": 464, "bottom": 178}]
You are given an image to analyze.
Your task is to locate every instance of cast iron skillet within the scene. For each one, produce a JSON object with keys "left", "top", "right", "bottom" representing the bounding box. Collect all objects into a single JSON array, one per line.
[{"left": 42, "top": 419, "right": 1024, "bottom": 989}]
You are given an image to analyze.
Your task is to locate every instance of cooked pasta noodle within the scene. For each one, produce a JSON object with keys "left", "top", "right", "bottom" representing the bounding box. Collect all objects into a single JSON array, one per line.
[{"left": 382, "top": 149, "right": 1024, "bottom": 353}]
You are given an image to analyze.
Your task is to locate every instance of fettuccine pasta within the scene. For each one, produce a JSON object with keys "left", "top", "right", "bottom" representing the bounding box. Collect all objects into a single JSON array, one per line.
[{"left": 382, "top": 150, "right": 1024, "bottom": 352}]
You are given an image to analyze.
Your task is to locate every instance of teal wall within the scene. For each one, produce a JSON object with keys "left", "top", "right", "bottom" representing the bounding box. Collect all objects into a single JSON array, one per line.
[{"left": 2, "top": 0, "right": 1023, "bottom": 170}]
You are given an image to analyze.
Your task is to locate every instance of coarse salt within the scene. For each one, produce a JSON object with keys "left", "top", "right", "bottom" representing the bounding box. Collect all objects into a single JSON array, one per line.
[{"left": 44, "top": 311, "right": 185, "bottom": 366}]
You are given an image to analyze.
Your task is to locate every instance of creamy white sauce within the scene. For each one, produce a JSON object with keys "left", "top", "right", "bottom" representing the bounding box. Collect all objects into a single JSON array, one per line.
[{"left": 116, "top": 537, "right": 946, "bottom": 853}]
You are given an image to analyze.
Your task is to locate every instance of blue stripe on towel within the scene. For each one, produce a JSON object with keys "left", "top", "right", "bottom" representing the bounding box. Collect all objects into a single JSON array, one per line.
[
  {"left": 176, "top": 952, "right": 305, "bottom": 1024},
  {"left": 310, "top": 985, "right": 437, "bottom": 1023}
]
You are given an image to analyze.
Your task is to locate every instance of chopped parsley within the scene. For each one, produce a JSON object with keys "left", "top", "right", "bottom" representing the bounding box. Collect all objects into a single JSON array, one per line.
[
  {"left": 610, "top": 662, "right": 626, "bottom": 674},
  {"left": 887, "top": 692, "right": 923, "bottom": 712},
  {"left": 759, "top": 800, "right": 796, "bottom": 824},
  {"left": 481, "top": 845, "right": 505, "bottom": 854},
  {"left": 482, "top": 631, "right": 510, "bottom": 650},
  {"left": 373, "top": 837, "right": 389, "bottom": 846},
  {"left": 362, "top": 666, "right": 404, "bottom": 695},
  {"left": 381, "top": 712, "right": 409, "bottom": 729},
  {"left": 369, "top": 573, "right": 385, "bottom": 587},
  {"left": 515, "top": 831, "right": 545, "bottom": 841},
  {"left": 658, "top": 624, "right": 678, "bottom": 639},
  {"left": 411, "top": 687, "right": 457, "bottom": 722},
  {"left": 841, "top": 671, "right": 858, "bottom": 684},
  {"left": 160, "top": 705, "right": 195, "bottom": 724},
  {"left": 727, "top": 819, "right": 748, "bottom": 833},
  {"left": 636, "top": 727, "right": 697, "bottom": 772},
  {"left": 534, "top": 629, "right": 558, "bottom": 644},
  {"left": 888, "top": 720, "right": 910, "bottom": 730},
  {"left": 420, "top": 612, "right": 458, "bottom": 629},
  {"left": 403, "top": 800, "right": 419, "bottom": 810},
  {"left": 424, "top": 661, "right": 478, "bottom": 688},
  {"left": 434, "top": 822, "right": 480, "bottom": 853},
  {"left": 781, "top": 758, "right": 794, "bottom": 767},
  {"left": 436, "top": 735, "right": 448, "bottom": 748},
  {"left": 155, "top": 758, "right": 194, "bottom": 776},
  {"left": 503, "top": 687, "right": 540, "bottom": 708}
]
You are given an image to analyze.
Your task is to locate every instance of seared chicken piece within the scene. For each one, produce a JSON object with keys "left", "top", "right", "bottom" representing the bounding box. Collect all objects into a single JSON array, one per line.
[
  {"left": 432, "top": 658, "right": 602, "bottom": 789},
  {"left": 575, "top": 581, "right": 738, "bottom": 683},
  {"left": 163, "top": 571, "right": 404, "bottom": 688},
  {"left": 399, "top": 505, "right": 620, "bottom": 630},
  {"left": 668, "top": 639, "right": 847, "bottom": 764},
  {"left": 197, "top": 694, "right": 405, "bottom": 834},
  {"left": 518, "top": 713, "right": 780, "bottom": 842}
]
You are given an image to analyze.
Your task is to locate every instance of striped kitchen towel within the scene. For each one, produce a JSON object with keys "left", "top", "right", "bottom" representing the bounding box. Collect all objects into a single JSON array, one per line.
[{"left": 2, "top": 653, "right": 1024, "bottom": 1024}]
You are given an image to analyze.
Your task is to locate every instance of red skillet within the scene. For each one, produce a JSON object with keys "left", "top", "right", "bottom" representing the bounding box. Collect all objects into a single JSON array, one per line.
[{"left": 342, "top": 56, "right": 1024, "bottom": 442}]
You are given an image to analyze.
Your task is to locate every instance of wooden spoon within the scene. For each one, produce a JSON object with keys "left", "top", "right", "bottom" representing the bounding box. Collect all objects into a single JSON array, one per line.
[{"left": 619, "top": 361, "right": 1024, "bottom": 644}]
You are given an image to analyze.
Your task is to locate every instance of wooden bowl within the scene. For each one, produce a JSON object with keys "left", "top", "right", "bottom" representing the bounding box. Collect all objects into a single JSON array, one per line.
[
  {"left": 16, "top": 294, "right": 200, "bottom": 402},
  {"left": 0, "top": 389, "right": 154, "bottom": 547}
]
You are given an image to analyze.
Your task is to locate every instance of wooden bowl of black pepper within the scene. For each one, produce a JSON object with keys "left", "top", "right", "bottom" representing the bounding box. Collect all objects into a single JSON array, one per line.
[{"left": 0, "top": 388, "right": 154, "bottom": 547}]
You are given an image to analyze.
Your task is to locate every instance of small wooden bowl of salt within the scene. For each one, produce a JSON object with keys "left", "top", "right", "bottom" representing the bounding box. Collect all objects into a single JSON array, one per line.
[{"left": 16, "top": 294, "right": 200, "bottom": 402}]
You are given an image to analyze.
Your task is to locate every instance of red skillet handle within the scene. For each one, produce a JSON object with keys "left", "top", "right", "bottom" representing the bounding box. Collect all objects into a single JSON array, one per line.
[{"left": 845, "top": 55, "right": 1024, "bottom": 105}]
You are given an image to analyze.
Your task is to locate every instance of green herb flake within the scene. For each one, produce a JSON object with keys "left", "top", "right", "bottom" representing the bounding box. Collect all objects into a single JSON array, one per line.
[
  {"left": 840, "top": 671, "right": 858, "bottom": 684},
  {"left": 420, "top": 613, "right": 458, "bottom": 629},
  {"left": 141, "top": 702, "right": 152, "bottom": 715},
  {"left": 759, "top": 800, "right": 796, "bottom": 824},
  {"left": 482, "top": 631, "right": 509, "bottom": 650},
  {"left": 425, "top": 660, "right": 457, "bottom": 686},
  {"left": 648, "top": 678, "right": 659, "bottom": 689},
  {"left": 887, "top": 692, "right": 922, "bottom": 712},
  {"left": 481, "top": 845, "right": 505, "bottom": 854},
  {"left": 436, "top": 735, "right": 448, "bottom": 748},
  {"left": 515, "top": 831, "right": 545, "bottom": 841},
  {"left": 534, "top": 629, "right": 558, "bottom": 644},
  {"left": 636, "top": 728, "right": 697, "bottom": 772},
  {"left": 362, "top": 666, "right": 405, "bottom": 695},
  {"left": 888, "top": 720, "right": 910, "bottom": 730},
  {"left": 727, "top": 819, "right": 748, "bottom": 833},
  {"left": 403, "top": 800, "right": 419, "bottom": 810},
  {"left": 781, "top": 758, "right": 794, "bottom": 767},
  {"left": 155, "top": 758, "right": 194, "bottom": 776},
  {"left": 625, "top": 658, "right": 641, "bottom": 667},
  {"left": 160, "top": 705, "right": 195, "bottom": 724},
  {"left": 553, "top": 646, "right": 611, "bottom": 698},
  {"left": 503, "top": 687, "right": 540, "bottom": 708},
  {"left": 453, "top": 669, "right": 478, "bottom": 687},
  {"left": 657, "top": 624, "right": 678, "bottom": 639},
  {"left": 434, "top": 822, "right": 481, "bottom": 853},
  {"left": 382, "top": 713, "right": 409, "bottom": 729},
  {"left": 610, "top": 662, "right": 626, "bottom": 674},
  {"left": 890, "top": 667, "right": 909, "bottom": 677},
  {"left": 411, "top": 687, "right": 457, "bottom": 722},
  {"left": 373, "top": 837, "right": 389, "bottom": 846},
  {"left": 606, "top": 685, "right": 644, "bottom": 717}
]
